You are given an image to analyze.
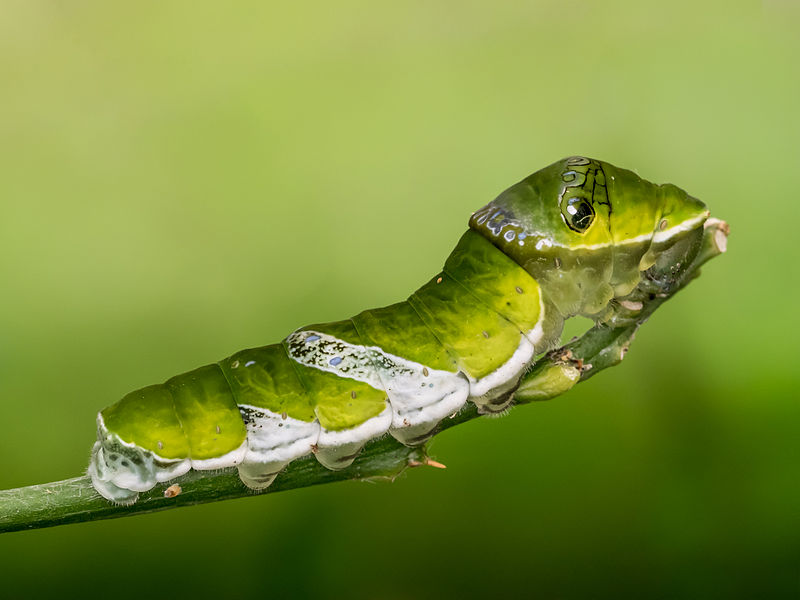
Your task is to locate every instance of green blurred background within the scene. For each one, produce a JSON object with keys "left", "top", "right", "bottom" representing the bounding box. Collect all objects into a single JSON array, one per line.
[{"left": 1, "top": 1, "right": 797, "bottom": 598}]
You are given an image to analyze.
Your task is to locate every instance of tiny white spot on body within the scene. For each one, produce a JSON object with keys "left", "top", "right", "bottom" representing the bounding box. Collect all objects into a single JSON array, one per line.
[
  {"left": 245, "top": 360, "right": 256, "bottom": 367},
  {"left": 231, "top": 360, "right": 240, "bottom": 369}
]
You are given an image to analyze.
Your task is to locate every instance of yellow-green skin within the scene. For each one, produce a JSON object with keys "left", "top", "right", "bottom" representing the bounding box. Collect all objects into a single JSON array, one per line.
[{"left": 89, "top": 157, "right": 709, "bottom": 504}]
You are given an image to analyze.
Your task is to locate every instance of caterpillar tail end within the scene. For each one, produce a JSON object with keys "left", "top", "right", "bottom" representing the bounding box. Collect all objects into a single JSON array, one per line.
[
  {"left": 89, "top": 415, "right": 192, "bottom": 505},
  {"left": 88, "top": 442, "right": 141, "bottom": 505}
]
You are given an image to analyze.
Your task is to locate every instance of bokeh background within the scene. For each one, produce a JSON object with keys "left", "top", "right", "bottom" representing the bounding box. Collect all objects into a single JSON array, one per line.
[{"left": 1, "top": 1, "right": 798, "bottom": 598}]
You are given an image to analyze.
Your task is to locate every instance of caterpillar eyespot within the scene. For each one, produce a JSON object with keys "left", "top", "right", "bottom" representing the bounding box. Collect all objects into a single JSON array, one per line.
[
  {"left": 562, "top": 197, "right": 595, "bottom": 232},
  {"left": 87, "top": 156, "right": 711, "bottom": 505}
]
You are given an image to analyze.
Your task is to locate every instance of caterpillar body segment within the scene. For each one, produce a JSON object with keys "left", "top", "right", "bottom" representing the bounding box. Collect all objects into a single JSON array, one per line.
[{"left": 89, "top": 157, "right": 710, "bottom": 504}]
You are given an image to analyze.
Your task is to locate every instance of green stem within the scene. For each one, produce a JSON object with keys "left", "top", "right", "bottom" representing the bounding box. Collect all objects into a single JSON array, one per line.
[{"left": 0, "top": 220, "right": 729, "bottom": 534}]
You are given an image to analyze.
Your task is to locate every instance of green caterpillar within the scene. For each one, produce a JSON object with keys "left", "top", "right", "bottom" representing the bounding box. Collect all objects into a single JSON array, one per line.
[{"left": 89, "top": 157, "right": 710, "bottom": 504}]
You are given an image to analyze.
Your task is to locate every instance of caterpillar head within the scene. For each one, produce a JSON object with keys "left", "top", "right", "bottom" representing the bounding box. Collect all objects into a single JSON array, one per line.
[{"left": 470, "top": 156, "right": 709, "bottom": 318}]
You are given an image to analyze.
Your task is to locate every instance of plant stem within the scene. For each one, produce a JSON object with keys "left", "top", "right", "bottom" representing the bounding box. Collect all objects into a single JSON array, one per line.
[{"left": 0, "top": 220, "right": 729, "bottom": 534}]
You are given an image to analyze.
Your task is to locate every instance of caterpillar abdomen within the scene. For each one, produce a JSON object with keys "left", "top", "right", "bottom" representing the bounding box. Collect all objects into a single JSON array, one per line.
[{"left": 90, "top": 230, "right": 545, "bottom": 504}]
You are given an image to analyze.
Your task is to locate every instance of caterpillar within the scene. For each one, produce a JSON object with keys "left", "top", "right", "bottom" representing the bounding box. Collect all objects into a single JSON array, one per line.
[{"left": 89, "top": 156, "right": 710, "bottom": 504}]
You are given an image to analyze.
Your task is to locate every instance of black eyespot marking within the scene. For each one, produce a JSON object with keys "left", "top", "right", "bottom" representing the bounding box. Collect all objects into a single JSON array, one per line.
[
  {"left": 557, "top": 157, "right": 609, "bottom": 235},
  {"left": 562, "top": 197, "right": 595, "bottom": 233}
]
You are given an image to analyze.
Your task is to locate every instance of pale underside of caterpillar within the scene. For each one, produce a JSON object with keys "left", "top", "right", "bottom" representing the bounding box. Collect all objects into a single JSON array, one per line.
[{"left": 89, "top": 156, "right": 710, "bottom": 504}]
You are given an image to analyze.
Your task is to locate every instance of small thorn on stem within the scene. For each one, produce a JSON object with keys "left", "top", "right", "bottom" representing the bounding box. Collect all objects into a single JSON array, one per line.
[{"left": 408, "top": 457, "right": 446, "bottom": 469}]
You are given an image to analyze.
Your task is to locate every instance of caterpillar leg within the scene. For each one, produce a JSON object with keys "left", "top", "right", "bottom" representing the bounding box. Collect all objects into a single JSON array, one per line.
[
  {"left": 383, "top": 366, "right": 470, "bottom": 446},
  {"left": 467, "top": 334, "right": 535, "bottom": 414},
  {"left": 236, "top": 405, "right": 320, "bottom": 489},
  {"left": 315, "top": 405, "right": 392, "bottom": 469}
]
